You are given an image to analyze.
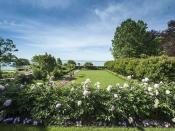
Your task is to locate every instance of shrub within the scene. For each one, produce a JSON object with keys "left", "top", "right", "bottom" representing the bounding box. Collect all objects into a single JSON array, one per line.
[
  {"left": 32, "top": 68, "right": 47, "bottom": 80},
  {"left": 52, "top": 68, "right": 63, "bottom": 79},
  {"left": 14, "top": 73, "right": 33, "bottom": 84},
  {"left": 105, "top": 56, "right": 175, "bottom": 82},
  {"left": 1, "top": 79, "right": 175, "bottom": 127}
]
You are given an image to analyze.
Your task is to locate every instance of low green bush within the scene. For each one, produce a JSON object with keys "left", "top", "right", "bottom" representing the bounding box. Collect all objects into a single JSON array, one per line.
[{"left": 105, "top": 56, "right": 175, "bottom": 82}]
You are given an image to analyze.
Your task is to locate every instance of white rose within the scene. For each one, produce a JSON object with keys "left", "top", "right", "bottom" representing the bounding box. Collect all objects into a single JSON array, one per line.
[
  {"left": 77, "top": 100, "right": 82, "bottom": 106},
  {"left": 110, "top": 105, "right": 115, "bottom": 112},
  {"left": 154, "top": 84, "right": 160, "bottom": 88},
  {"left": 55, "top": 103, "right": 62, "bottom": 109},
  {"left": 114, "top": 94, "right": 118, "bottom": 98},
  {"left": 0, "top": 85, "right": 5, "bottom": 91},
  {"left": 3, "top": 99, "right": 12, "bottom": 107},
  {"left": 123, "top": 83, "right": 129, "bottom": 88},
  {"left": 147, "top": 87, "right": 153, "bottom": 92},
  {"left": 128, "top": 117, "right": 134, "bottom": 124},
  {"left": 127, "top": 75, "right": 132, "bottom": 80},
  {"left": 107, "top": 85, "right": 112, "bottom": 92},
  {"left": 172, "top": 118, "right": 175, "bottom": 123},
  {"left": 165, "top": 90, "right": 170, "bottom": 95},
  {"left": 154, "top": 99, "right": 159, "bottom": 108},
  {"left": 83, "top": 90, "right": 91, "bottom": 97}
]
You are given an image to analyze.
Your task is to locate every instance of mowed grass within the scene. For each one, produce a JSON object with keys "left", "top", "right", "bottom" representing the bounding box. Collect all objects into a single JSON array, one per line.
[
  {"left": 0, "top": 125, "right": 175, "bottom": 131},
  {"left": 74, "top": 70, "right": 126, "bottom": 88}
]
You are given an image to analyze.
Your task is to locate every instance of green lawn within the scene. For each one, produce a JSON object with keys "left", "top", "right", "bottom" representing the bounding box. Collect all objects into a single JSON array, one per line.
[
  {"left": 74, "top": 70, "right": 126, "bottom": 88},
  {"left": 0, "top": 125, "right": 175, "bottom": 131}
]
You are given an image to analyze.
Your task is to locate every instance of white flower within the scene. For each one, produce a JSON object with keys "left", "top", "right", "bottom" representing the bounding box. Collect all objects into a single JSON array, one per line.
[
  {"left": 114, "top": 94, "right": 118, "bottom": 98},
  {"left": 154, "top": 84, "right": 160, "bottom": 88},
  {"left": 77, "top": 100, "right": 82, "bottom": 106},
  {"left": 55, "top": 103, "right": 62, "bottom": 109},
  {"left": 33, "top": 120, "right": 38, "bottom": 125},
  {"left": 127, "top": 75, "right": 132, "bottom": 80},
  {"left": 107, "top": 85, "right": 112, "bottom": 92},
  {"left": 172, "top": 118, "right": 175, "bottom": 123},
  {"left": 154, "top": 99, "right": 159, "bottom": 108},
  {"left": 110, "top": 105, "right": 115, "bottom": 112},
  {"left": 148, "top": 87, "right": 153, "bottom": 92},
  {"left": 94, "top": 82, "right": 100, "bottom": 89},
  {"left": 116, "top": 83, "right": 120, "bottom": 87},
  {"left": 83, "top": 90, "right": 91, "bottom": 97},
  {"left": 3, "top": 99, "right": 12, "bottom": 107},
  {"left": 70, "top": 87, "right": 75, "bottom": 92},
  {"left": 160, "top": 81, "right": 163, "bottom": 85},
  {"left": 84, "top": 78, "right": 91, "bottom": 84},
  {"left": 165, "top": 90, "right": 170, "bottom": 95},
  {"left": 36, "top": 82, "right": 43, "bottom": 86},
  {"left": 123, "top": 83, "right": 129, "bottom": 88},
  {"left": 0, "top": 85, "right": 5, "bottom": 91},
  {"left": 128, "top": 117, "right": 134, "bottom": 124},
  {"left": 83, "top": 84, "right": 88, "bottom": 90},
  {"left": 142, "top": 77, "right": 149, "bottom": 83},
  {"left": 155, "top": 90, "right": 159, "bottom": 96}
]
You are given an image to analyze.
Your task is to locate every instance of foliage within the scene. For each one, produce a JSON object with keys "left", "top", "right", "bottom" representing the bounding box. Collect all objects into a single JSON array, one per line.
[
  {"left": 15, "top": 58, "right": 30, "bottom": 66},
  {"left": 14, "top": 73, "right": 33, "bottom": 84},
  {"left": 32, "top": 67, "right": 47, "bottom": 80},
  {"left": 32, "top": 53, "right": 56, "bottom": 76},
  {"left": 67, "top": 60, "right": 76, "bottom": 66},
  {"left": 0, "top": 37, "right": 18, "bottom": 73},
  {"left": 52, "top": 66, "right": 63, "bottom": 79},
  {"left": 112, "top": 19, "right": 160, "bottom": 58},
  {"left": 105, "top": 56, "right": 175, "bottom": 82},
  {"left": 1, "top": 79, "right": 175, "bottom": 127},
  {"left": 160, "top": 20, "right": 175, "bottom": 56},
  {"left": 84, "top": 62, "right": 93, "bottom": 69},
  {"left": 57, "top": 58, "right": 62, "bottom": 65}
]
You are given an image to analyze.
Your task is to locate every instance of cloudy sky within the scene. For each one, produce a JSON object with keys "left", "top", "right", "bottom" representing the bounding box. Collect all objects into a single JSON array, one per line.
[{"left": 0, "top": 0, "right": 175, "bottom": 61}]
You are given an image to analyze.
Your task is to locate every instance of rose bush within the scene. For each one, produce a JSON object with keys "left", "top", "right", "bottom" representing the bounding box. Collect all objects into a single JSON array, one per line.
[{"left": 0, "top": 78, "right": 175, "bottom": 127}]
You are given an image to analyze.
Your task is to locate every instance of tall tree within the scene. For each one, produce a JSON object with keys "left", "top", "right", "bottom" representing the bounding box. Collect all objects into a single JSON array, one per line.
[
  {"left": 112, "top": 19, "right": 159, "bottom": 58},
  {"left": 15, "top": 58, "right": 30, "bottom": 66},
  {"left": 32, "top": 53, "right": 56, "bottom": 75},
  {"left": 160, "top": 20, "right": 175, "bottom": 56},
  {"left": 57, "top": 58, "right": 62, "bottom": 65},
  {"left": 0, "top": 37, "right": 18, "bottom": 71}
]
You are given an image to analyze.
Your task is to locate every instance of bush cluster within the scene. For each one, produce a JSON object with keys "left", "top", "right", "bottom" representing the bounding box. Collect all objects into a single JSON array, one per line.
[
  {"left": 1, "top": 79, "right": 175, "bottom": 127},
  {"left": 104, "top": 56, "right": 175, "bottom": 82}
]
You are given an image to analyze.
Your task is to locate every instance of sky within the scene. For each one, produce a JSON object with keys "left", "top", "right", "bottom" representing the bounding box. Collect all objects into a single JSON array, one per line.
[{"left": 0, "top": 0, "right": 175, "bottom": 61}]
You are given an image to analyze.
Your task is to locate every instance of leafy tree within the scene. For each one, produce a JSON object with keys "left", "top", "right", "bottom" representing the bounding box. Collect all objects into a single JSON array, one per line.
[
  {"left": 32, "top": 53, "right": 56, "bottom": 76},
  {"left": 57, "top": 58, "right": 62, "bottom": 65},
  {"left": 84, "top": 62, "right": 93, "bottom": 69},
  {"left": 15, "top": 58, "right": 30, "bottom": 66},
  {"left": 112, "top": 19, "right": 160, "bottom": 58},
  {"left": 0, "top": 37, "right": 18, "bottom": 72},
  {"left": 67, "top": 60, "right": 76, "bottom": 65},
  {"left": 160, "top": 20, "right": 175, "bottom": 56}
]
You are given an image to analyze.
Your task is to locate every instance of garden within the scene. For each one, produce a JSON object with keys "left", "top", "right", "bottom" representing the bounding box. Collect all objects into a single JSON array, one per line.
[{"left": 0, "top": 19, "right": 175, "bottom": 131}]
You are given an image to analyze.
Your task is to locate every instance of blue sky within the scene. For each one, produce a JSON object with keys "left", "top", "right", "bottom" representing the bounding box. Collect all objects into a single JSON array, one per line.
[{"left": 0, "top": 0, "right": 175, "bottom": 61}]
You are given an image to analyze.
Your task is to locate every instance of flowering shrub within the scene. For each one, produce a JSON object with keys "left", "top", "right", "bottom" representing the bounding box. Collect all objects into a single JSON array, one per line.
[{"left": 0, "top": 79, "right": 175, "bottom": 127}]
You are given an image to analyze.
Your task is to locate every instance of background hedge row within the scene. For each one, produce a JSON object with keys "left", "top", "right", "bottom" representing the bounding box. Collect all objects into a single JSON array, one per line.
[{"left": 104, "top": 56, "right": 175, "bottom": 82}]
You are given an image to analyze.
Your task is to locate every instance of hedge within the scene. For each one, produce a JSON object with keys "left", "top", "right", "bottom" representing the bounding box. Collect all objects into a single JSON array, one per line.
[
  {"left": 104, "top": 56, "right": 175, "bottom": 82},
  {"left": 1, "top": 79, "right": 175, "bottom": 127}
]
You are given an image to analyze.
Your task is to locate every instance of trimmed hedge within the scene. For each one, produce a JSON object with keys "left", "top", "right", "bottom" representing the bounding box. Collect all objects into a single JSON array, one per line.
[{"left": 104, "top": 56, "right": 175, "bottom": 82}]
